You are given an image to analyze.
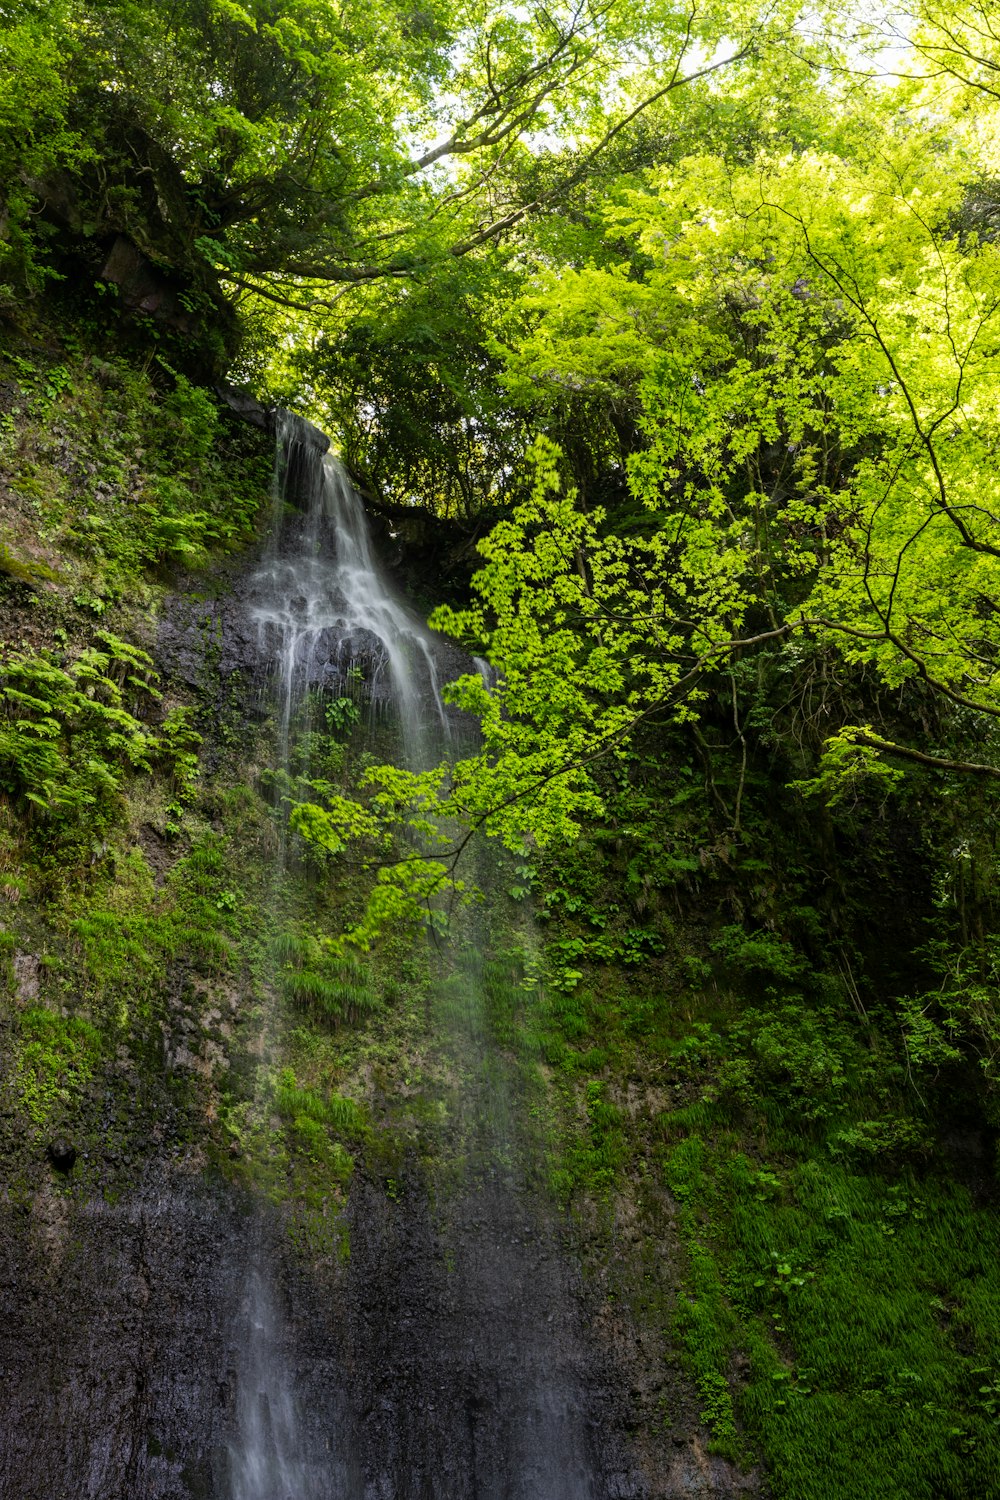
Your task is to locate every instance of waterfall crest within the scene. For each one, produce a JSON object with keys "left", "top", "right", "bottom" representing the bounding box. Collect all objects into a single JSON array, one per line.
[{"left": 249, "top": 411, "right": 448, "bottom": 761}]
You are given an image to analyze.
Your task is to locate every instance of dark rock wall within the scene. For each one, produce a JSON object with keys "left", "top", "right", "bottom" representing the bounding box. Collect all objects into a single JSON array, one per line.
[
  {"left": 0, "top": 1153, "right": 755, "bottom": 1499},
  {"left": 0, "top": 1175, "right": 246, "bottom": 1500}
]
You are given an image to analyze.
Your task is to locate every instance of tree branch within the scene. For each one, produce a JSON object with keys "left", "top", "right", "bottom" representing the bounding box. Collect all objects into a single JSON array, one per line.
[{"left": 852, "top": 731, "right": 1000, "bottom": 779}]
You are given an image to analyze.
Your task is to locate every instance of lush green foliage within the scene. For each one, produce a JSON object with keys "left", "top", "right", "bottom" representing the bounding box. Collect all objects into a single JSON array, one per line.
[
  {"left": 0, "top": 634, "right": 158, "bottom": 816},
  {"left": 281, "top": 19, "right": 1000, "bottom": 1092},
  {"left": 0, "top": 0, "right": 798, "bottom": 346},
  {"left": 5, "top": 5, "right": 1000, "bottom": 1497}
]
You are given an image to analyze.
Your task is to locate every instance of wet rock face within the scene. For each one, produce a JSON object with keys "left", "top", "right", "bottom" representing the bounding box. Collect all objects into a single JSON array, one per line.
[
  {"left": 344, "top": 1177, "right": 761, "bottom": 1500},
  {"left": 344, "top": 1177, "right": 643, "bottom": 1500},
  {"left": 214, "top": 393, "right": 331, "bottom": 453},
  {"left": 46, "top": 1138, "right": 76, "bottom": 1172},
  {"left": 156, "top": 543, "right": 384, "bottom": 711},
  {"left": 0, "top": 1175, "right": 355, "bottom": 1500},
  {"left": 12, "top": 954, "right": 41, "bottom": 1005},
  {"left": 155, "top": 499, "right": 475, "bottom": 729},
  {"left": 157, "top": 545, "right": 473, "bottom": 732},
  {"left": 0, "top": 1164, "right": 758, "bottom": 1500},
  {"left": 157, "top": 415, "right": 476, "bottom": 747},
  {"left": 0, "top": 1178, "right": 246, "bottom": 1500}
]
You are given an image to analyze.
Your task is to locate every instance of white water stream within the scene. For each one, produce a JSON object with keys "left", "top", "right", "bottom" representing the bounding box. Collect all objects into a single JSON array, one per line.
[
  {"left": 250, "top": 412, "right": 448, "bottom": 763},
  {"left": 227, "top": 414, "right": 597, "bottom": 1500},
  {"left": 227, "top": 414, "right": 451, "bottom": 1500}
]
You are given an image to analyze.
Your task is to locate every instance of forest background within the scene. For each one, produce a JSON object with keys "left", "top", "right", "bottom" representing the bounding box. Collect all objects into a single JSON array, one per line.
[{"left": 4, "top": 1, "right": 1000, "bottom": 1496}]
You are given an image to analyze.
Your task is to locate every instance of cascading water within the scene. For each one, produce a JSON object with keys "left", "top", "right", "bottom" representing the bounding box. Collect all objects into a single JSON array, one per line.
[
  {"left": 227, "top": 413, "right": 452, "bottom": 1500},
  {"left": 250, "top": 412, "right": 449, "bottom": 766},
  {"left": 226, "top": 411, "right": 609, "bottom": 1500},
  {"left": 227, "top": 1264, "right": 343, "bottom": 1500}
]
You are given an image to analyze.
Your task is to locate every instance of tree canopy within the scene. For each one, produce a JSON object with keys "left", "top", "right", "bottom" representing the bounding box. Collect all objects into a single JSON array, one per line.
[
  {"left": 0, "top": 0, "right": 803, "bottom": 324},
  {"left": 5, "top": 0, "right": 1000, "bottom": 1064}
]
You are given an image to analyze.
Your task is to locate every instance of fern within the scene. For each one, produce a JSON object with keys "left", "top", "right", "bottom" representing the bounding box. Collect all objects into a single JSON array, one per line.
[{"left": 0, "top": 639, "right": 180, "bottom": 848}]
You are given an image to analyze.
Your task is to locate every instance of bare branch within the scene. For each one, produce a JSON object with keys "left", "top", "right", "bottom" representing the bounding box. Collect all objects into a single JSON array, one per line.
[{"left": 852, "top": 731, "right": 1000, "bottom": 779}]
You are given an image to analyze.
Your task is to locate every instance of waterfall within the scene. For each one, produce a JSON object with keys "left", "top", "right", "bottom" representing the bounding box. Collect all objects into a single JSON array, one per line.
[
  {"left": 249, "top": 411, "right": 449, "bottom": 764},
  {"left": 227, "top": 412, "right": 453, "bottom": 1500},
  {"left": 227, "top": 1266, "right": 344, "bottom": 1500},
  {"left": 227, "top": 413, "right": 601, "bottom": 1500}
]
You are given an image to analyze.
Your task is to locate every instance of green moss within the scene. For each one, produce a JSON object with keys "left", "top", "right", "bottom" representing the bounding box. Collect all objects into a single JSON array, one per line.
[
  {"left": 647, "top": 1065, "right": 1000, "bottom": 1493},
  {"left": 0, "top": 541, "right": 59, "bottom": 585},
  {"left": 15, "top": 1006, "right": 102, "bottom": 1127},
  {"left": 0, "top": 928, "right": 14, "bottom": 993},
  {"left": 1, "top": 337, "right": 269, "bottom": 602}
]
